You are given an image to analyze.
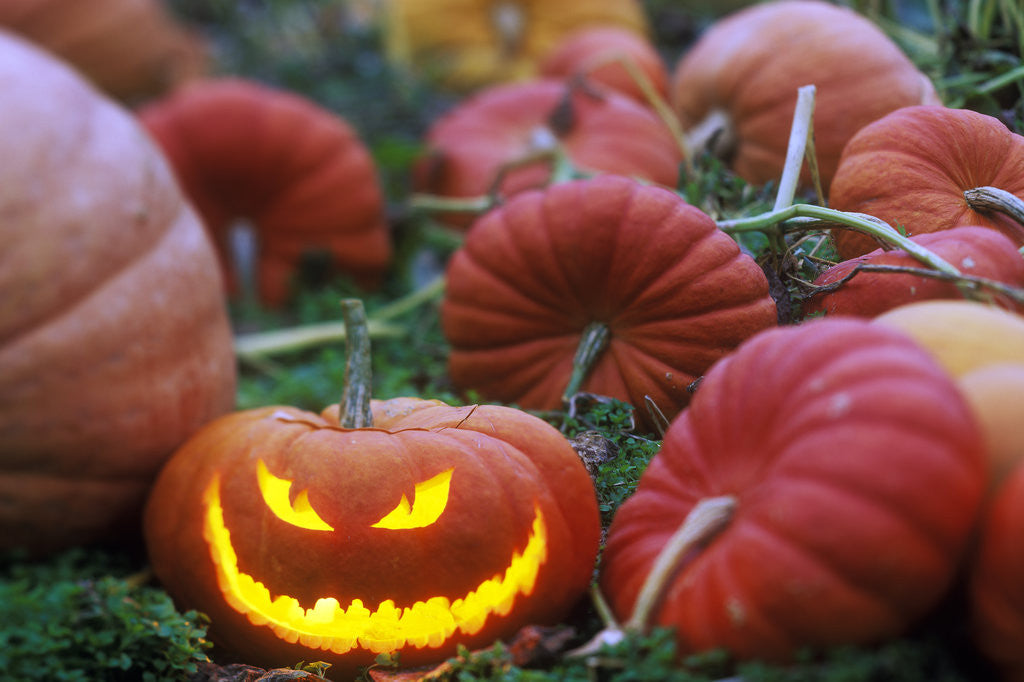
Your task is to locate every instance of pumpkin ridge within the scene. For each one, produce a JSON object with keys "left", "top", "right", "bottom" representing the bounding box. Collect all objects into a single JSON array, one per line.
[{"left": 451, "top": 251, "right": 572, "bottom": 325}]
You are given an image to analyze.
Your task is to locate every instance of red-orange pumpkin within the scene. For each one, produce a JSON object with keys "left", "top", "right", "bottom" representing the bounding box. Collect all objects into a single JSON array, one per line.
[
  {"left": 0, "top": 0, "right": 207, "bottom": 103},
  {"left": 413, "top": 78, "right": 683, "bottom": 230},
  {"left": 670, "top": 0, "right": 938, "bottom": 193},
  {"left": 830, "top": 105, "right": 1024, "bottom": 259},
  {"left": 138, "top": 77, "right": 392, "bottom": 307},
  {"left": 805, "top": 226, "right": 1024, "bottom": 317},
  {"left": 971, "top": 460, "right": 1024, "bottom": 682},
  {"left": 144, "top": 396, "right": 601, "bottom": 674},
  {"left": 440, "top": 174, "right": 778, "bottom": 425},
  {"left": 0, "top": 31, "right": 235, "bottom": 554},
  {"left": 538, "top": 26, "right": 669, "bottom": 104},
  {"left": 601, "top": 317, "right": 986, "bottom": 661}
]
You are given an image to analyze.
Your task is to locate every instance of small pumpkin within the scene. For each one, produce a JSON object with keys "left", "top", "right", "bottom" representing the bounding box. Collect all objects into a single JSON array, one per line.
[
  {"left": 440, "top": 174, "right": 778, "bottom": 426},
  {"left": 970, "top": 459, "right": 1024, "bottom": 681},
  {"left": 804, "top": 226, "right": 1024, "bottom": 317},
  {"left": 0, "top": 30, "right": 236, "bottom": 554},
  {"left": 538, "top": 25, "right": 669, "bottom": 104},
  {"left": 414, "top": 78, "right": 684, "bottom": 230},
  {"left": 830, "top": 105, "right": 1024, "bottom": 259},
  {"left": 384, "top": 0, "right": 649, "bottom": 91},
  {"left": 144, "top": 301, "right": 601, "bottom": 674},
  {"left": 670, "top": 0, "right": 938, "bottom": 193},
  {"left": 601, "top": 317, "right": 986, "bottom": 661},
  {"left": 138, "top": 77, "right": 393, "bottom": 307},
  {"left": 0, "top": 0, "right": 206, "bottom": 103}
]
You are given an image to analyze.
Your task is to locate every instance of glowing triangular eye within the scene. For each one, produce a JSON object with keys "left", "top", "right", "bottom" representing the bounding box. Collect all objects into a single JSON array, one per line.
[
  {"left": 256, "top": 460, "right": 334, "bottom": 531},
  {"left": 372, "top": 468, "right": 454, "bottom": 530}
]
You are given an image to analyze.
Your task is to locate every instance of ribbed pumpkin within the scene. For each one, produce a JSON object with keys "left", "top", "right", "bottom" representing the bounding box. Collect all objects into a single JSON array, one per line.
[
  {"left": 670, "top": 0, "right": 938, "bottom": 192},
  {"left": 0, "top": 31, "right": 235, "bottom": 554},
  {"left": 384, "top": 0, "right": 649, "bottom": 91},
  {"left": 971, "top": 460, "right": 1024, "bottom": 682},
  {"left": 805, "top": 226, "right": 1024, "bottom": 317},
  {"left": 144, "top": 302, "right": 601, "bottom": 674},
  {"left": 0, "top": 0, "right": 206, "bottom": 103},
  {"left": 414, "top": 78, "right": 683, "bottom": 230},
  {"left": 601, "top": 317, "right": 986, "bottom": 661},
  {"left": 538, "top": 25, "right": 669, "bottom": 104},
  {"left": 138, "top": 77, "right": 392, "bottom": 307},
  {"left": 441, "top": 174, "right": 778, "bottom": 425},
  {"left": 830, "top": 105, "right": 1024, "bottom": 259}
]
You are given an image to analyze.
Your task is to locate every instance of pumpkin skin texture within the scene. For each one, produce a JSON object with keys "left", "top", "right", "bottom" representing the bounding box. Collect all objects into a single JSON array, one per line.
[
  {"left": 0, "top": 0, "right": 206, "bottom": 103},
  {"left": 959, "top": 364, "right": 1024, "bottom": 495},
  {"left": 441, "top": 175, "right": 778, "bottom": 426},
  {"left": 538, "top": 26, "right": 669, "bottom": 104},
  {"left": 143, "top": 398, "right": 601, "bottom": 674},
  {"left": 414, "top": 78, "right": 683, "bottom": 230},
  {"left": 138, "top": 77, "right": 392, "bottom": 307},
  {"left": 670, "top": 0, "right": 938, "bottom": 193},
  {"left": 805, "top": 226, "right": 1024, "bottom": 317},
  {"left": 0, "top": 31, "right": 236, "bottom": 554},
  {"left": 601, "top": 318, "right": 986, "bottom": 661},
  {"left": 874, "top": 301, "right": 1024, "bottom": 378},
  {"left": 384, "top": 0, "right": 649, "bottom": 91},
  {"left": 830, "top": 106, "right": 1024, "bottom": 259},
  {"left": 971, "top": 460, "right": 1024, "bottom": 682}
]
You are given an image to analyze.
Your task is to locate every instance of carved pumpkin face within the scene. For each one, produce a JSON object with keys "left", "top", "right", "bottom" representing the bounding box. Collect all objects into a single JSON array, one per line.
[{"left": 144, "top": 399, "right": 600, "bottom": 674}]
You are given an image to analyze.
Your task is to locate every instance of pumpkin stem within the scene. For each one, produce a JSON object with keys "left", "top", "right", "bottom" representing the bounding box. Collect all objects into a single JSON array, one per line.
[
  {"left": 774, "top": 85, "right": 821, "bottom": 212},
  {"left": 625, "top": 495, "right": 737, "bottom": 633},
  {"left": 562, "top": 322, "right": 611, "bottom": 405},
  {"left": 964, "top": 186, "right": 1024, "bottom": 237},
  {"left": 684, "top": 108, "right": 735, "bottom": 166},
  {"left": 339, "top": 298, "right": 373, "bottom": 429}
]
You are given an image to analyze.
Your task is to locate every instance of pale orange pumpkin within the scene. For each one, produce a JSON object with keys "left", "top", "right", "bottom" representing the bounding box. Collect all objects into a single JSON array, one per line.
[
  {"left": 670, "top": 0, "right": 938, "bottom": 192},
  {"left": 0, "top": 31, "right": 236, "bottom": 554}
]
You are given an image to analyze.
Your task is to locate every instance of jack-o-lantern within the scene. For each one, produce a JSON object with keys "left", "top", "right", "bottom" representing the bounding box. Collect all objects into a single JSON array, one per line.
[{"left": 143, "top": 302, "right": 601, "bottom": 674}]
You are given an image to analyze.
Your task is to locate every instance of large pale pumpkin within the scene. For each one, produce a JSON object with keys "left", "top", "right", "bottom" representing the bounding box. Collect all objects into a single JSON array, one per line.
[
  {"left": 441, "top": 174, "right": 778, "bottom": 426},
  {"left": 384, "top": 0, "right": 649, "bottom": 91},
  {"left": 830, "top": 106, "right": 1024, "bottom": 259},
  {"left": 0, "top": 30, "right": 236, "bottom": 554},
  {"left": 670, "top": 0, "right": 938, "bottom": 193},
  {"left": 601, "top": 318, "right": 986, "bottom": 661},
  {"left": 144, "top": 397, "right": 601, "bottom": 674},
  {"left": 414, "top": 78, "right": 684, "bottom": 230},
  {"left": 0, "top": 0, "right": 206, "bottom": 103},
  {"left": 138, "top": 77, "right": 393, "bottom": 307}
]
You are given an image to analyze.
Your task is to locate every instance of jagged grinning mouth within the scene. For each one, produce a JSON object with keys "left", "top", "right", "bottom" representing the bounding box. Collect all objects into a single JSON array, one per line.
[{"left": 202, "top": 475, "right": 548, "bottom": 654}]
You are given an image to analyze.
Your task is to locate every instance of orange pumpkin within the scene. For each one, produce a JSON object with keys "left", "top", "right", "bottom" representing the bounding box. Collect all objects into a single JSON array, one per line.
[
  {"left": 805, "top": 226, "right": 1024, "bottom": 317},
  {"left": 971, "top": 460, "right": 1024, "bottom": 681},
  {"left": 538, "top": 25, "right": 669, "bottom": 104},
  {"left": 0, "top": 31, "right": 235, "bottom": 555},
  {"left": 138, "top": 77, "right": 393, "bottom": 307},
  {"left": 414, "top": 78, "right": 683, "bottom": 230},
  {"left": 144, "top": 302, "right": 600, "bottom": 674},
  {"left": 0, "top": 0, "right": 206, "bottom": 103},
  {"left": 602, "top": 317, "right": 986, "bottom": 661},
  {"left": 670, "top": 0, "right": 938, "bottom": 192},
  {"left": 830, "top": 105, "right": 1024, "bottom": 259},
  {"left": 441, "top": 174, "right": 778, "bottom": 425}
]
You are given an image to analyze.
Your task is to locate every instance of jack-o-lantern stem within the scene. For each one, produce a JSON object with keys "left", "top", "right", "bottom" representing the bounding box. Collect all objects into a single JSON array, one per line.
[
  {"left": 339, "top": 298, "right": 373, "bottom": 429},
  {"left": 964, "top": 186, "right": 1024, "bottom": 239},
  {"left": 561, "top": 321, "right": 611, "bottom": 405}
]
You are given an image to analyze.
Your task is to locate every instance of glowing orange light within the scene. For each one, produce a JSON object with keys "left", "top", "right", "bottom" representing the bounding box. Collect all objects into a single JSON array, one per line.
[
  {"left": 372, "top": 467, "right": 454, "bottom": 529},
  {"left": 202, "top": 475, "right": 548, "bottom": 654},
  {"left": 256, "top": 460, "right": 334, "bottom": 531}
]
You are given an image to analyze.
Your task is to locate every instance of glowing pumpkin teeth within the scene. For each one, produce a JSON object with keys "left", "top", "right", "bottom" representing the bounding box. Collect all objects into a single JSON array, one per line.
[{"left": 204, "top": 476, "right": 548, "bottom": 655}]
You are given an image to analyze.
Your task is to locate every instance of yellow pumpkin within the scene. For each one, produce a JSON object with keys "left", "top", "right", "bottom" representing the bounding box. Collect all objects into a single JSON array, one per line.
[{"left": 384, "top": 0, "right": 649, "bottom": 91}]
